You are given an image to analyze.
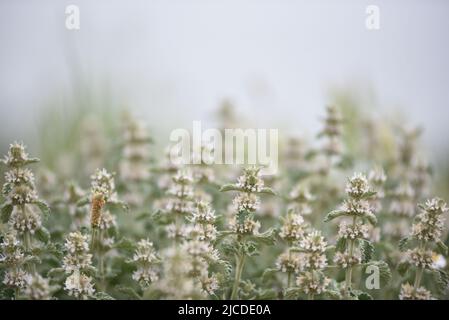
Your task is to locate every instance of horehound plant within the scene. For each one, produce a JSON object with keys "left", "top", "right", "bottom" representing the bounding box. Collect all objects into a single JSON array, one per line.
[
  {"left": 185, "top": 201, "right": 223, "bottom": 297},
  {"left": 118, "top": 116, "right": 152, "bottom": 207},
  {"left": 398, "top": 198, "right": 449, "bottom": 300},
  {"left": 162, "top": 169, "right": 195, "bottom": 244},
  {"left": 317, "top": 105, "right": 344, "bottom": 173},
  {"left": 0, "top": 232, "right": 32, "bottom": 297},
  {"left": 149, "top": 246, "right": 204, "bottom": 299},
  {"left": 286, "top": 184, "right": 316, "bottom": 225},
  {"left": 325, "top": 172, "right": 391, "bottom": 299},
  {"left": 1, "top": 142, "right": 51, "bottom": 273},
  {"left": 294, "top": 230, "right": 331, "bottom": 300},
  {"left": 60, "top": 182, "right": 89, "bottom": 231},
  {"left": 88, "top": 168, "right": 127, "bottom": 289},
  {"left": 61, "top": 231, "right": 96, "bottom": 299},
  {"left": 129, "top": 239, "right": 160, "bottom": 290},
  {"left": 275, "top": 210, "right": 307, "bottom": 290},
  {"left": 219, "top": 166, "right": 276, "bottom": 300}
]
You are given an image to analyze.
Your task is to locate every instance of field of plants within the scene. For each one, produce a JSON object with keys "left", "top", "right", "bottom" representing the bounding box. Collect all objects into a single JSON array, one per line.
[{"left": 0, "top": 101, "right": 448, "bottom": 300}]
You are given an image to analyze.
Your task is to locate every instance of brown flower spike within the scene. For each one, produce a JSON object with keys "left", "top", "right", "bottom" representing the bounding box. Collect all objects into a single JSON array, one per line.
[{"left": 90, "top": 193, "right": 105, "bottom": 228}]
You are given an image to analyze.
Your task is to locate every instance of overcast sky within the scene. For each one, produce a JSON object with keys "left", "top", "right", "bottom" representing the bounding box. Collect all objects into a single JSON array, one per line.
[{"left": 1, "top": 0, "right": 448, "bottom": 157}]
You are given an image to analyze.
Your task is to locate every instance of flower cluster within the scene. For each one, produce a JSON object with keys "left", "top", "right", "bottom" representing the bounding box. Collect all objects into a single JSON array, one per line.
[
  {"left": 287, "top": 185, "right": 314, "bottom": 216},
  {"left": 399, "top": 198, "right": 448, "bottom": 300},
  {"left": 190, "top": 201, "right": 218, "bottom": 241},
  {"left": 325, "top": 172, "right": 379, "bottom": 297},
  {"left": 24, "top": 274, "right": 52, "bottom": 300},
  {"left": 62, "top": 231, "right": 95, "bottom": 299},
  {"left": 0, "top": 232, "right": 31, "bottom": 291},
  {"left": 319, "top": 105, "right": 343, "bottom": 159},
  {"left": 226, "top": 166, "right": 268, "bottom": 236},
  {"left": 165, "top": 169, "right": 195, "bottom": 241},
  {"left": 296, "top": 231, "right": 331, "bottom": 297},
  {"left": 119, "top": 116, "right": 152, "bottom": 183},
  {"left": 131, "top": 239, "right": 160, "bottom": 288},
  {"left": 1, "top": 143, "right": 49, "bottom": 247}
]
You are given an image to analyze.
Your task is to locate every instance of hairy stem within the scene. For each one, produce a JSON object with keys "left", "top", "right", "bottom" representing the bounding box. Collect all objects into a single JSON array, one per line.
[
  {"left": 345, "top": 216, "right": 357, "bottom": 297},
  {"left": 231, "top": 254, "right": 246, "bottom": 300}
]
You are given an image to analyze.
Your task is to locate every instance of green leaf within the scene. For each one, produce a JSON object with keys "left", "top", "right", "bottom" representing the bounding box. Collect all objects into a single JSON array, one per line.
[
  {"left": 436, "top": 240, "right": 448, "bottom": 256},
  {"left": 248, "top": 229, "right": 276, "bottom": 246},
  {"left": 398, "top": 237, "right": 410, "bottom": 252},
  {"left": 47, "top": 267, "right": 65, "bottom": 278},
  {"left": 261, "top": 268, "right": 278, "bottom": 283},
  {"left": 243, "top": 241, "right": 259, "bottom": 257},
  {"left": 361, "top": 191, "right": 377, "bottom": 199},
  {"left": 76, "top": 196, "right": 90, "bottom": 207},
  {"left": 351, "top": 290, "right": 373, "bottom": 300},
  {"left": 324, "top": 209, "right": 347, "bottom": 222},
  {"left": 34, "top": 200, "right": 50, "bottom": 218},
  {"left": 364, "top": 212, "right": 378, "bottom": 226},
  {"left": 35, "top": 227, "right": 51, "bottom": 244},
  {"left": 94, "top": 292, "right": 115, "bottom": 300},
  {"left": 114, "top": 237, "right": 135, "bottom": 251},
  {"left": 1, "top": 202, "right": 13, "bottom": 223},
  {"left": 335, "top": 237, "right": 347, "bottom": 253},
  {"left": 324, "top": 289, "right": 342, "bottom": 300},
  {"left": 284, "top": 287, "right": 302, "bottom": 300},
  {"left": 116, "top": 286, "right": 142, "bottom": 300},
  {"left": 258, "top": 187, "right": 277, "bottom": 196},
  {"left": 360, "top": 239, "right": 374, "bottom": 263},
  {"left": 219, "top": 184, "right": 241, "bottom": 192},
  {"left": 432, "top": 269, "right": 449, "bottom": 294},
  {"left": 397, "top": 261, "right": 410, "bottom": 277}
]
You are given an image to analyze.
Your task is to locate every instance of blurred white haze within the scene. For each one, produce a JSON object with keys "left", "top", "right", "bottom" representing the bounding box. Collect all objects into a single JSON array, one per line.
[{"left": 1, "top": 0, "right": 449, "bottom": 161}]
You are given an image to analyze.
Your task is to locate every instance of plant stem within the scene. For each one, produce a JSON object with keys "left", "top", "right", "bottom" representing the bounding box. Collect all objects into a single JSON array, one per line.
[
  {"left": 413, "top": 241, "right": 425, "bottom": 291},
  {"left": 344, "top": 216, "right": 357, "bottom": 298},
  {"left": 231, "top": 254, "right": 246, "bottom": 300}
]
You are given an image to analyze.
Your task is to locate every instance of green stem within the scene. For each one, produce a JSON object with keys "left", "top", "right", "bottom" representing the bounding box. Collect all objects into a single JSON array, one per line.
[
  {"left": 413, "top": 241, "right": 426, "bottom": 291},
  {"left": 230, "top": 254, "right": 246, "bottom": 300},
  {"left": 344, "top": 216, "right": 357, "bottom": 298}
]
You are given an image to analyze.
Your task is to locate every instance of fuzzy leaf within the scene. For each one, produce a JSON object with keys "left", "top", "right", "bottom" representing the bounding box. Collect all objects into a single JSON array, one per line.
[
  {"left": 397, "top": 261, "right": 410, "bottom": 277},
  {"left": 258, "top": 187, "right": 277, "bottom": 196},
  {"left": 284, "top": 287, "right": 302, "bottom": 300},
  {"left": 361, "top": 191, "right": 377, "bottom": 199},
  {"left": 398, "top": 237, "right": 410, "bottom": 252},
  {"left": 243, "top": 241, "right": 259, "bottom": 257},
  {"left": 335, "top": 237, "right": 347, "bottom": 253},
  {"left": 357, "top": 291, "right": 373, "bottom": 300},
  {"left": 76, "top": 196, "right": 90, "bottom": 207},
  {"left": 35, "top": 227, "right": 51, "bottom": 244},
  {"left": 248, "top": 229, "right": 276, "bottom": 246},
  {"left": 47, "top": 267, "right": 65, "bottom": 278},
  {"left": 94, "top": 292, "right": 115, "bottom": 300},
  {"left": 1, "top": 202, "right": 13, "bottom": 223},
  {"left": 219, "top": 184, "right": 241, "bottom": 192},
  {"left": 116, "top": 286, "right": 141, "bottom": 300},
  {"left": 436, "top": 240, "right": 448, "bottom": 256},
  {"left": 364, "top": 212, "right": 378, "bottom": 226},
  {"left": 432, "top": 269, "right": 449, "bottom": 294},
  {"left": 114, "top": 237, "right": 135, "bottom": 251},
  {"left": 34, "top": 200, "right": 50, "bottom": 218},
  {"left": 324, "top": 289, "right": 342, "bottom": 300},
  {"left": 360, "top": 239, "right": 374, "bottom": 263},
  {"left": 324, "top": 209, "right": 347, "bottom": 222},
  {"left": 261, "top": 268, "right": 278, "bottom": 283}
]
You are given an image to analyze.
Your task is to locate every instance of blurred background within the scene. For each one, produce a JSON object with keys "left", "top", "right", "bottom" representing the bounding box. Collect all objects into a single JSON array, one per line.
[{"left": 0, "top": 0, "right": 448, "bottom": 173}]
